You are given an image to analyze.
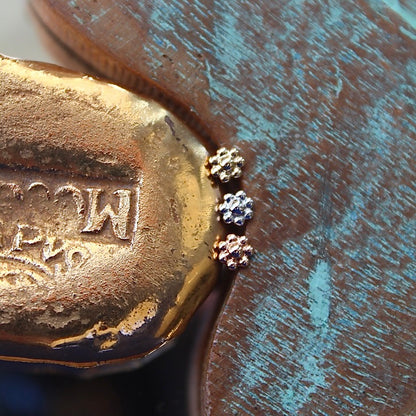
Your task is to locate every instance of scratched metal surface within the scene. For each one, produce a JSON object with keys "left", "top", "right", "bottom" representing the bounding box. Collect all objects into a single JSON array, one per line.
[{"left": 30, "top": 0, "right": 416, "bottom": 415}]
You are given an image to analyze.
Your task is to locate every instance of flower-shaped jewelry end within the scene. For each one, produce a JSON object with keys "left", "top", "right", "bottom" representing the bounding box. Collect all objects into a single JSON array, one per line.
[
  {"left": 218, "top": 190, "right": 254, "bottom": 226},
  {"left": 207, "top": 147, "right": 245, "bottom": 183},
  {"left": 214, "top": 234, "right": 254, "bottom": 270}
]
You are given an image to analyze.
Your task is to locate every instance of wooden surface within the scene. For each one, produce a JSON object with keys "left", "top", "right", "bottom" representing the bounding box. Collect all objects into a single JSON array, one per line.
[{"left": 30, "top": 1, "right": 416, "bottom": 415}]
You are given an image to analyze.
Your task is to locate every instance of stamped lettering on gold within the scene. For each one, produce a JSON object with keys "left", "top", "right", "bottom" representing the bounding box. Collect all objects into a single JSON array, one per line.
[
  {"left": 0, "top": 166, "right": 140, "bottom": 283},
  {"left": 82, "top": 188, "right": 132, "bottom": 240}
]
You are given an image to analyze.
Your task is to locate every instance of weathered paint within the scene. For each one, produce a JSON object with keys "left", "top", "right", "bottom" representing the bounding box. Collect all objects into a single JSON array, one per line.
[
  {"left": 31, "top": 0, "right": 416, "bottom": 414},
  {"left": 379, "top": 0, "right": 416, "bottom": 39},
  {"left": 226, "top": 259, "right": 334, "bottom": 414},
  {"left": 308, "top": 260, "right": 331, "bottom": 329}
]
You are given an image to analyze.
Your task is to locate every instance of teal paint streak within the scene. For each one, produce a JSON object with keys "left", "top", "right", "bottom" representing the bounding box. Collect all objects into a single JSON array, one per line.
[
  {"left": 277, "top": 260, "right": 333, "bottom": 413},
  {"left": 308, "top": 260, "right": 331, "bottom": 329},
  {"left": 382, "top": 0, "right": 416, "bottom": 29},
  {"left": 90, "top": 8, "right": 110, "bottom": 24},
  {"left": 69, "top": 4, "right": 111, "bottom": 27},
  {"left": 72, "top": 14, "right": 84, "bottom": 26},
  {"left": 210, "top": 2, "right": 286, "bottom": 146},
  {"left": 367, "top": 0, "right": 416, "bottom": 38},
  {"left": 400, "top": 26, "right": 416, "bottom": 40},
  {"left": 212, "top": 5, "right": 249, "bottom": 74},
  {"left": 228, "top": 255, "right": 335, "bottom": 414},
  {"left": 148, "top": 1, "right": 180, "bottom": 52},
  {"left": 68, "top": 0, "right": 84, "bottom": 26}
]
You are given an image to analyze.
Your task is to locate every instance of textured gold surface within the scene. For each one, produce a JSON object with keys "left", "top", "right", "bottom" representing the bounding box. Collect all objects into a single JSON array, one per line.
[{"left": 0, "top": 56, "right": 221, "bottom": 367}]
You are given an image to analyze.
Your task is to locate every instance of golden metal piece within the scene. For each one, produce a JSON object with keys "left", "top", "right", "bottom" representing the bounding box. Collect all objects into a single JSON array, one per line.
[
  {"left": 207, "top": 147, "right": 245, "bottom": 183},
  {"left": 0, "top": 56, "right": 221, "bottom": 368}
]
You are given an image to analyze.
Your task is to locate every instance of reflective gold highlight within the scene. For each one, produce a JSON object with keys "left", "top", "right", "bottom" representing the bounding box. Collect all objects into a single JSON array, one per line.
[{"left": 0, "top": 56, "right": 221, "bottom": 367}]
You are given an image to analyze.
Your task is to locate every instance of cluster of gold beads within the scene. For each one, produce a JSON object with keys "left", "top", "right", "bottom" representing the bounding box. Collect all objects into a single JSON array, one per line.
[
  {"left": 207, "top": 147, "right": 254, "bottom": 270},
  {"left": 208, "top": 147, "right": 244, "bottom": 182}
]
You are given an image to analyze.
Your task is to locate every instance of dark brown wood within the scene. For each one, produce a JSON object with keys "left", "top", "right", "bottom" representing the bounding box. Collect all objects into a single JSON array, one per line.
[{"left": 30, "top": 1, "right": 416, "bottom": 414}]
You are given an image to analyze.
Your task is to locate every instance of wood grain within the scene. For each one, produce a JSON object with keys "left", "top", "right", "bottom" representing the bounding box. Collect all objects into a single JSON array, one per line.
[{"left": 30, "top": 1, "right": 416, "bottom": 414}]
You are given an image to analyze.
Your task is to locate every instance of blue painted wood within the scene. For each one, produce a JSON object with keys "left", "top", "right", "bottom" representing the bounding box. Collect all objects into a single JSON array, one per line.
[{"left": 31, "top": 0, "right": 416, "bottom": 414}]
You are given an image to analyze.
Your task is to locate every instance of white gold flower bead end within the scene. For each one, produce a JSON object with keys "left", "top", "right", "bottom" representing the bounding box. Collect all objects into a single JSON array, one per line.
[{"left": 217, "top": 190, "right": 254, "bottom": 226}]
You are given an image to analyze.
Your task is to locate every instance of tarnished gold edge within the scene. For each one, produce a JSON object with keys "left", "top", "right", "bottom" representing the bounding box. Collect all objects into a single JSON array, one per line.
[
  {"left": 0, "top": 54, "right": 222, "bottom": 357},
  {"left": 0, "top": 340, "right": 170, "bottom": 369}
]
